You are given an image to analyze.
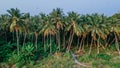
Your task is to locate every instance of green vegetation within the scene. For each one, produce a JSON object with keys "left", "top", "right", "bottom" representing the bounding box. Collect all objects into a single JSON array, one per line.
[{"left": 0, "top": 8, "right": 120, "bottom": 68}]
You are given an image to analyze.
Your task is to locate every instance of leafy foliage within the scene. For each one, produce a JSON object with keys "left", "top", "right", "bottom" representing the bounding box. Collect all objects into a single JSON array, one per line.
[{"left": 0, "top": 42, "right": 15, "bottom": 62}]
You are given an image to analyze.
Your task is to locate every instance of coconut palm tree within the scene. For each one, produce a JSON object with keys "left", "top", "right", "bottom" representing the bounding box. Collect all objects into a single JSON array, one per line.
[
  {"left": 86, "top": 13, "right": 108, "bottom": 54},
  {"left": 78, "top": 14, "right": 90, "bottom": 51},
  {"left": 0, "top": 14, "right": 11, "bottom": 31},
  {"left": 50, "top": 8, "right": 64, "bottom": 51},
  {"left": 22, "top": 13, "right": 31, "bottom": 46},
  {"left": 110, "top": 13, "right": 120, "bottom": 40},
  {"left": 39, "top": 13, "right": 48, "bottom": 52},
  {"left": 29, "top": 15, "right": 42, "bottom": 50},
  {"left": 40, "top": 15, "right": 57, "bottom": 54},
  {"left": 61, "top": 16, "right": 69, "bottom": 49},
  {"left": 66, "top": 11, "right": 83, "bottom": 51},
  {"left": 0, "top": 14, "right": 11, "bottom": 42},
  {"left": 108, "top": 17, "right": 120, "bottom": 54},
  {"left": 7, "top": 8, "right": 25, "bottom": 54}
]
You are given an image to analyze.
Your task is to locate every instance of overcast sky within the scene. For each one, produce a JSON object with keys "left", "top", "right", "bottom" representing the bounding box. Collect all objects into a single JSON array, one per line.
[{"left": 0, "top": 0, "right": 120, "bottom": 16}]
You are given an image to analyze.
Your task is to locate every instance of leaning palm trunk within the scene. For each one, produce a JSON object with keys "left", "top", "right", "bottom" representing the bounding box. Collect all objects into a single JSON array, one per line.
[
  {"left": 105, "top": 35, "right": 112, "bottom": 47},
  {"left": 108, "top": 38, "right": 115, "bottom": 47},
  {"left": 78, "top": 37, "right": 84, "bottom": 51},
  {"left": 23, "top": 33, "right": 27, "bottom": 46},
  {"left": 89, "top": 38, "right": 93, "bottom": 55},
  {"left": 114, "top": 32, "right": 120, "bottom": 54},
  {"left": 66, "top": 30, "right": 72, "bottom": 50},
  {"left": 97, "top": 36, "right": 100, "bottom": 54},
  {"left": 82, "top": 38, "right": 85, "bottom": 51},
  {"left": 67, "top": 30, "right": 74, "bottom": 51}
]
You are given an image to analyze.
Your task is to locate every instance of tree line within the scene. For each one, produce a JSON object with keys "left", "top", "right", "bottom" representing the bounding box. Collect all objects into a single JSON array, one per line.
[{"left": 0, "top": 8, "right": 120, "bottom": 56}]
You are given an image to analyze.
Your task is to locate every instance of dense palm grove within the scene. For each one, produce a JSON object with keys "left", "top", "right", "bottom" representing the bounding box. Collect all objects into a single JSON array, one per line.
[{"left": 0, "top": 8, "right": 120, "bottom": 67}]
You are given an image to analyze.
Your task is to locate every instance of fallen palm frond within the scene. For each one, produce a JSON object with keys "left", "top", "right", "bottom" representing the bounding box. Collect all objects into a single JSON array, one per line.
[{"left": 70, "top": 50, "right": 92, "bottom": 68}]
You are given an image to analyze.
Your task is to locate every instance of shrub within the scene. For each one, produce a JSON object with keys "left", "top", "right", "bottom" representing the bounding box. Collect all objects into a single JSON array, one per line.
[
  {"left": 0, "top": 42, "right": 15, "bottom": 62},
  {"left": 96, "top": 53, "right": 111, "bottom": 61},
  {"left": 8, "top": 42, "right": 36, "bottom": 67}
]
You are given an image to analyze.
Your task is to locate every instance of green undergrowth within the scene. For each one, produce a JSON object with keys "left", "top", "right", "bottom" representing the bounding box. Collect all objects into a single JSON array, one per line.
[{"left": 0, "top": 44, "right": 120, "bottom": 68}]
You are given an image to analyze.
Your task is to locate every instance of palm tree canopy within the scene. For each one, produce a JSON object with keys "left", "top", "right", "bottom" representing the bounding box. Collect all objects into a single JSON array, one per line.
[
  {"left": 66, "top": 11, "right": 83, "bottom": 36},
  {"left": 7, "top": 8, "right": 25, "bottom": 33}
]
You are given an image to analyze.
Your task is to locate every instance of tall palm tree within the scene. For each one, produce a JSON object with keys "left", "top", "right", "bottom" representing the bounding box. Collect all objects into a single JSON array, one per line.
[
  {"left": 86, "top": 13, "right": 108, "bottom": 54},
  {"left": 0, "top": 14, "right": 11, "bottom": 31},
  {"left": 66, "top": 11, "right": 83, "bottom": 51},
  {"left": 22, "top": 13, "right": 31, "bottom": 46},
  {"left": 50, "top": 8, "right": 64, "bottom": 51},
  {"left": 39, "top": 13, "right": 48, "bottom": 52},
  {"left": 40, "top": 15, "right": 57, "bottom": 54},
  {"left": 7, "top": 8, "right": 25, "bottom": 54},
  {"left": 30, "top": 15, "right": 41, "bottom": 50},
  {"left": 77, "top": 14, "right": 90, "bottom": 51},
  {"left": 108, "top": 17, "right": 120, "bottom": 54},
  {"left": 0, "top": 14, "right": 11, "bottom": 42},
  {"left": 62, "top": 16, "right": 69, "bottom": 49}
]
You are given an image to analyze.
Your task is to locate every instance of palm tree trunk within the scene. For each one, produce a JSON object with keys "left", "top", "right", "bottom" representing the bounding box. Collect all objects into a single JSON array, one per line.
[
  {"left": 69, "top": 32, "right": 74, "bottom": 49},
  {"left": 56, "top": 31, "right": 61, "bottom": 51},
  {"left": 89, "top": 38, "right": 93, "bottom": 55},
  {"left": 56, "top": 34, "right": 58, "bottom": 45},
  {"left": 97, "top": 36, "right": 100, "bottom": 54},
  {"left": 77, "top": 37, "right": 80, "bottom": 48},
  {"left": 86, "top": 35, "right": 89, "bottom": 47},
  {"left": 78, "top": 37, "right": 84, "bottom": 51},
  {"left": 5, "top": 31, "right": 7, "bottom": 42},
  {"left": 109, "top": 38, "right": 115, "bottom": 46},
  {"left": 23, "top": 33, "right": 27, "bottom": 46},
  {"left": 105, "top": 36, "right": 110, "bottom": 47},
  {"left": 67, "top": 30, "right": 72, "bottom": 50},
  {"left": 35, "top": 32, "right": 38, "bottom": 50},
  {"left": 47, "top": 35, "right": 49, "bottom": 47},
  {"left": 13, "top": 30, "right": 15, "bottom": 42},
  {"left": 31, "top": 34, "right": 34, "bottom": 43},
  {"left": 94, "top": 39, "right": 96, "bottom": 47},
  {"left": 16, "top": 30, "right": 19, "bottom": 55},
  {"left": 58, "top": 31, "right": 61, "bottom": 51},
  {"left": 44, "top": 36, "right": 46, "bottom": 52},
  {"left": 50, "top": 34, "right": 52, "bottom": 54},
  {"left": 67, "top": 30, "right": 74, "bottom": 51},
  {"left": 114, "top": 32, "right": 120, "bottom": 54},
  {"left": 62, "top": 31, "right": 66, "bottom": 49},
  {"left": 82, "top": 38, "right": 85, "bottom": 51}
]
